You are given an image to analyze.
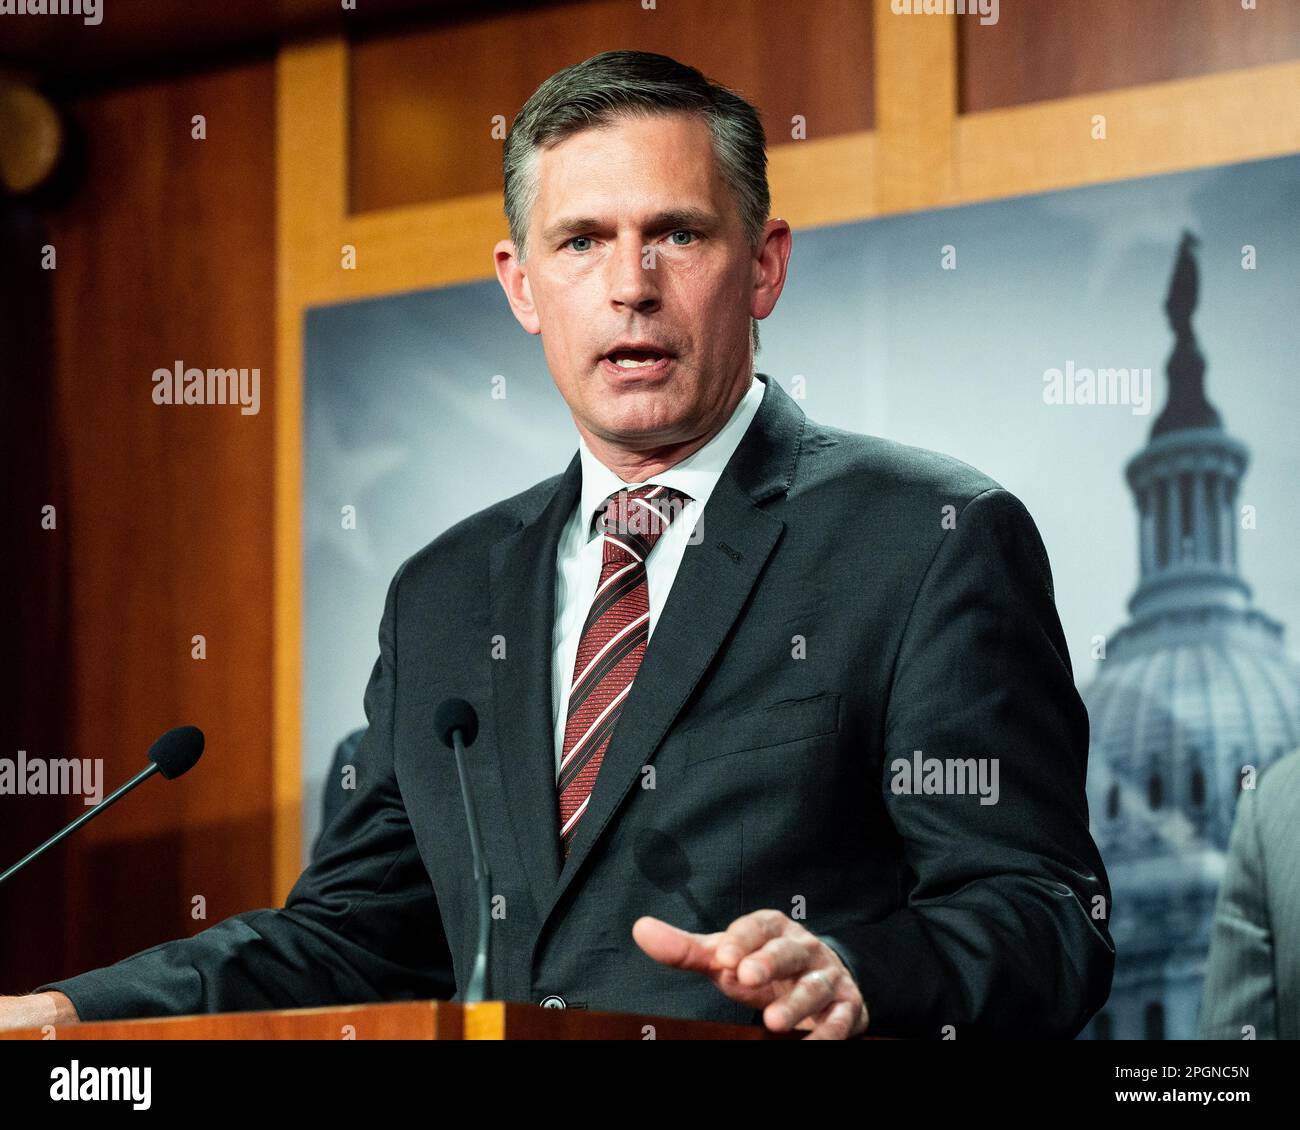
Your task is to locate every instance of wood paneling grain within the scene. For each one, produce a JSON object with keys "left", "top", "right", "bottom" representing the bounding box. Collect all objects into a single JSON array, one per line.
[
  {"left": 0, "top": 200, "right": 73, "bottom": 995},
  {"left": 349, "top": 0, "right": 875, "bottom": 214},
  {"left": 959, "top": 0, "right": 1300, "bottom": 113},
  {"left": 2, "top": 60, "right": 278, "bottom": 993}
]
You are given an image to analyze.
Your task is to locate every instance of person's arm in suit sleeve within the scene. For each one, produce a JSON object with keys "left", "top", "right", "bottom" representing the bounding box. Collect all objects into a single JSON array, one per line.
[
  {"left": 32, "top": 557, "right": 456, "bottom": 1021},
  {"left": 819, "top": 486, "right": 1114, "bottom": 1037},
  {"left": 1198, "top": 783, "right": 1277, "bottom": 1038}
]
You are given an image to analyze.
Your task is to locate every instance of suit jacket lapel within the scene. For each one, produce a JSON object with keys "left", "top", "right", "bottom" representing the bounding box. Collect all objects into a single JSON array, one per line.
[
  {"left": 488, "top": 451, "right": 581, "bottom": 914},
  {"left": 540, "top": 373, "right": 807, "bottom": 925}
]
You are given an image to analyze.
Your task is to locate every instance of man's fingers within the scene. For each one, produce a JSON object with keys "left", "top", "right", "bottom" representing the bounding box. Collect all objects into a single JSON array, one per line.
[
  {"left": 802, "top": 998, "right": 863, "bottom": 1041},
  {"left": 763, "top": 966, "right": 838, "bottom": 1031},
  {"left": 631, "top": 915, "right": 718, "bottom": 973},
  {"left": 715, "top": 908, "right": 790, "bottom": 968},
  {"left": 710, "top": 965, "right": 778, "bottom": 1010},
  {"left": 735, "top": 935, "right": 809, "bottom": 987}
]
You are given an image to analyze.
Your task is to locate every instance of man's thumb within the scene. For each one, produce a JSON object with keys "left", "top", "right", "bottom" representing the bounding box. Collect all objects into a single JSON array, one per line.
[{"left": 631, "top": 915, "right": 715, "bottom": 972}]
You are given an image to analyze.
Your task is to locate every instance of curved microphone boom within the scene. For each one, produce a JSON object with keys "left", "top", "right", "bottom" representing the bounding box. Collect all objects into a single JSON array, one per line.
[
  {"left": 0, "top": 725, "right": 205, "bottom": 886},
  {"left": 434, "top": 697, "right": 492, "bottom": 1003}
]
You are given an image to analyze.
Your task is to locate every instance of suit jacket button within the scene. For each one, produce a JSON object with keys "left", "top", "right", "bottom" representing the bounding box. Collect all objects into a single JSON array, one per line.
[{"left": 538, "top": 994, "right": 567, "bottom": 1009}]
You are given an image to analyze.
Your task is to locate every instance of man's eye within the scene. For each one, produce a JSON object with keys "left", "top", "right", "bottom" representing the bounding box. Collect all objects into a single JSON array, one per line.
[
  {"left": 565, "top": 236, "right": 594, "bottom": 252},
  {"left": 666, "top": 230, "right": 698, "bottom": 246}
]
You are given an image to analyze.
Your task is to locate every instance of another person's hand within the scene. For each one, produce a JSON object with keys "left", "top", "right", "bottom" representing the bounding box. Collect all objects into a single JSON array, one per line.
[
  {"left": 633, "top": 908, "right": 869, "bottom": 1039},
  {"left": 0, "top": 991, "right": 80, "bottom": 1031}
]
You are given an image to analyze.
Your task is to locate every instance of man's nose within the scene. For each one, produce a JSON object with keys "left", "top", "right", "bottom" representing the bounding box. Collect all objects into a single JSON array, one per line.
[{"left": 608, "top": 240, "right": 661, "bottom": 313}]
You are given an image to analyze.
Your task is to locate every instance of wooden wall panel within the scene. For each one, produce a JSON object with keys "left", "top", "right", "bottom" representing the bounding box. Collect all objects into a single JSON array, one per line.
[
  {"left": 349, "top": 0, "right": 875, "bottom": 214},
  {"left": 960, "top": 0, "right": 1300, "bottom": 113},
  {"left": 2, "top": 60, "right": 278, "bottom": 993},
  {"left": 1, "top": 200, "right": 73, "bottom": 995}
]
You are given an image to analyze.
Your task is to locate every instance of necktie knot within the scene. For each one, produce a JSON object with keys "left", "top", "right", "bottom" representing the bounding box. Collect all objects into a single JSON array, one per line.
[{"left": 596, "top": 485, "right": 691, "bottom": 561}]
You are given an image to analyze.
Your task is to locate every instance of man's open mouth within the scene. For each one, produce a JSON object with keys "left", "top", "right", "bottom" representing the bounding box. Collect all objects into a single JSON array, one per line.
[{"left": 604, "top": 348, "right": 671, "bottom": 369}]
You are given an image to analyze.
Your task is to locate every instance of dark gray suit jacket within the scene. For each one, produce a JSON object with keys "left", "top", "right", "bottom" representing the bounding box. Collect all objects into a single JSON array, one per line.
[
  {"left": 1199, "top": 749, "right": 1300, "bottom": 1039},
  {"left": 40, "top": 372, "right": 1114, "bottom": 1036}
]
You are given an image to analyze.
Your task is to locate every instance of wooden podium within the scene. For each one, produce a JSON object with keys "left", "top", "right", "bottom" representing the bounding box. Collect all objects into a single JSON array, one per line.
[{"left": 0, "top": 1000, "right": 808, "bottom": 1040}]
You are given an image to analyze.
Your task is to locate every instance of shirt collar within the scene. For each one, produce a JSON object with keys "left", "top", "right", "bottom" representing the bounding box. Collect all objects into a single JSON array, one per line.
[{"left": 576, "top": 374, "right": 765, "bottom": 539}]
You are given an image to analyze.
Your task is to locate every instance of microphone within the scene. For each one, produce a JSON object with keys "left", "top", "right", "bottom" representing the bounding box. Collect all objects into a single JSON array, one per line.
[
  {"left": 0, "top": 725, "right": 205, "bottom": 886},
  {"left": 433, "top": 697, "right": 491, "bottom": 1003}
]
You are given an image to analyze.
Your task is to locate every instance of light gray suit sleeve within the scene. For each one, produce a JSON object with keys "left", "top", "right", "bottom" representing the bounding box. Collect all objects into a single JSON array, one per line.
[{"left": 1198, "top": 782, "right": 1277, "bottom": 1039}]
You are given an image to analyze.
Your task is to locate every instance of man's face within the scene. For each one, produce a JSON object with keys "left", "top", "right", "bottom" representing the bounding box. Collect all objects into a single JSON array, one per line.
[{"left": 495, "top": 112, "right": 789, "bottom": 457}]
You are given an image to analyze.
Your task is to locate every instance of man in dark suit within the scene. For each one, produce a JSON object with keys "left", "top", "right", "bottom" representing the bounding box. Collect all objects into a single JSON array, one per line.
[
  {"left": 1199, "top": 749, "right": 1300, "bottom": 1039},
  {"left": 9, "top": 50, "right": 1112, "bottom": 1038}
]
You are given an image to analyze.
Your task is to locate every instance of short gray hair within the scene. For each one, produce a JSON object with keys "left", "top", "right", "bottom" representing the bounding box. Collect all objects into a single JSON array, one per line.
[{"left": 502, "top": 50, "right": 770, "bottom": 355}]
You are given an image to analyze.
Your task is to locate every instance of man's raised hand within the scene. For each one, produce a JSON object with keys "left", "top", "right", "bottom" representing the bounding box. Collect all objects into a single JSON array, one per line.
[{"left": 632, "top": 908, "right": 869, "bottom": 1039}]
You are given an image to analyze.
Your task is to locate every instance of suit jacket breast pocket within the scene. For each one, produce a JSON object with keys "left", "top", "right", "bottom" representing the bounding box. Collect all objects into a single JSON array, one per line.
[{"left": 679, "top": 692, "right": 840, "bottom": 767}]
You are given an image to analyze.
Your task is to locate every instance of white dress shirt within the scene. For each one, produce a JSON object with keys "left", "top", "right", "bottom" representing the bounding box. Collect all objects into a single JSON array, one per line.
[{"left": 550, "top": 374, "right": 765, "bottom": 778}]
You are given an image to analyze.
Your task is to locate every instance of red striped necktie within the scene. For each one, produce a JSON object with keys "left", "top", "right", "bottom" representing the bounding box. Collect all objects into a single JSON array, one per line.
[{"left": 557, "top": 484, "right": 691, "bottom": 858}]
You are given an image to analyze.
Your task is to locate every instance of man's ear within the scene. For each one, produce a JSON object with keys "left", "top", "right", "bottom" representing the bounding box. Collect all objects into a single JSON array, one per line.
[
  {"left": 494, "top": 239, "right": 541, "bottom": 335},
  {"left": 750, "top": 218, "right": 792, "bottom": 323}
]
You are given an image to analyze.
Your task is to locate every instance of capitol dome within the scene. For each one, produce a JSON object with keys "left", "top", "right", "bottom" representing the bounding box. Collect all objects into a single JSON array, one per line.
[
  {"left": 1085, "top": 608, "right": 1300, "bottom": 856},
  {"left": 1080, "top": 232, "right": 1300, "bottom": 1040}
]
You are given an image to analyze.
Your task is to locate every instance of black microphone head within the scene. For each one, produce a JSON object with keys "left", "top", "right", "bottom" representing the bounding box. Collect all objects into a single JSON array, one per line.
[
  {"left": 148, "top": 725, "right": 205, "bottom": 779},
  {"left": 434, "top": 698, "right": 479, "bottom": 749}
]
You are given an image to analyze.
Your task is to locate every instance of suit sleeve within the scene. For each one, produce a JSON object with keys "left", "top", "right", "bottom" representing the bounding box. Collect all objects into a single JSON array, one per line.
[
  {"left": 1198, "top": 783, "right": 1277, "bottom": 1038},
  {"left": 34, "top": 558, "right": 456, "bottom": 1021},
  {"left": 820, "top": 487, "right": 1114, "bottom": 1038}
]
